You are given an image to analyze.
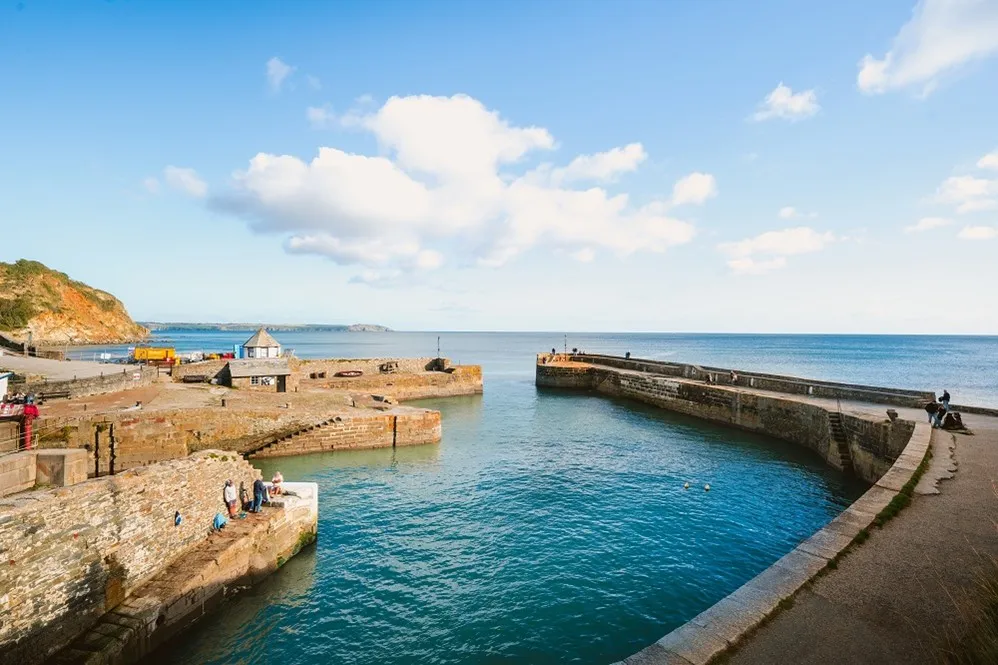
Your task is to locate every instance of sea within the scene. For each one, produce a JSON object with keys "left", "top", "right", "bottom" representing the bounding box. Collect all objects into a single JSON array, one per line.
[{"left": 79, "top": 331, "right": 993, "bottom": 665}]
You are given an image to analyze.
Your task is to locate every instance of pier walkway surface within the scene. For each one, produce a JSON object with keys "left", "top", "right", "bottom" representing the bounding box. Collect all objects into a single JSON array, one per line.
[
  {"left": 0, "top": 353, "right": 140, "bottom": 380},
  {"left": 726, "top": 412, "right": 998, "bottom": 665}
]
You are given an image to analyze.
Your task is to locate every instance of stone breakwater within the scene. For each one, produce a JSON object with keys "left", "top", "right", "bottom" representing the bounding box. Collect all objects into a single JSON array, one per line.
[
  {"left": 536, "top": 353, "right": 934, "bottom": 665},
  {"left": 537, "top": 353, "right": 923, "bottom": 483},
  {"left": 0, "top": 451, "right": 317, "bottom": 665}
]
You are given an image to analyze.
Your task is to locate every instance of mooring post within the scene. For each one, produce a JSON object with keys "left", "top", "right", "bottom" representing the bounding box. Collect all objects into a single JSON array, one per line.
[
  {"left": 94, "top": 427, "right": 100, "bottom": 478},
  {"left": 109, "top": 423, "right": 116, "bottom": 476}
]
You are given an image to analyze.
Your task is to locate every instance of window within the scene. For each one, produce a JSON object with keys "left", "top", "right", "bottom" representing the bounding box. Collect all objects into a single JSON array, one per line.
[{"left": 250, "top": 376, "right": 260, "bottom": 385}]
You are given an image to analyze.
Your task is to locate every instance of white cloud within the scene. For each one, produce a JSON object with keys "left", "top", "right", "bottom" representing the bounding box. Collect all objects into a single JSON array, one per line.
[
  {"left": 143, "top": 177, "right": 160, "bottom": 194},
  {"left": 750, "top": 83, "right": 820, "bottom": 122},
  {"left": 957, "top": 199, "right": 998, "bottom": 213},
  {"left": 718, "top": 226, "right": 835, "bottom": 273},
  {"left": 551, "top": 143, "right": 647, "bottom": 184},
  {"left": 978, "top": 149, "right": 998, "bottom": 170},
  {"left": 857, "top": 0, "right": 998, "bottom": 95},
  {"left": 935, "top": 174, "right": 997, "bottom": 213},
  {"left": 209, "top": 94, "right": 713, "bottom": 279},
  {"left": 306, "top": 106, "right": 336, "bottom": 129},
  {"left": 163, "top": 166, "right": 207, "bottom": 198},
  {"left": 266, "top": 57, "right": 295, "bottom": 93},
  {"left": 671, "top": 172, "right": 718, "bottom": 206},
  {"left": 727, "top": 257, "right": 788, "bottom": 275},
  {"left": 957, "top": 225, "right": 998, "bottom": 239},
  {"left": 306, "top": 75, "right": 322, "bottom": 91},
  {"left": 905, "top": 216, "right": 953, "bottom": 233},
  {"left": 720, "top": 227, "right": 835, "bottom": 258},
  {"left": 777, "top": 206, "right": 817, "bottom": 220}
]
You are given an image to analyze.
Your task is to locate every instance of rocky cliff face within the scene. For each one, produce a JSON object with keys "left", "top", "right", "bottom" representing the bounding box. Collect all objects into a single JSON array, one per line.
[{"left": 0, "top": 260, "right": 148, "bottom": 345}]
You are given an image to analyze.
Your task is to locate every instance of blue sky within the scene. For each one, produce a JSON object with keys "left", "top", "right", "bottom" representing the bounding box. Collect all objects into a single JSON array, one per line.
[{"left": 2, "top": 0, "right": 997, "bottom": 332}]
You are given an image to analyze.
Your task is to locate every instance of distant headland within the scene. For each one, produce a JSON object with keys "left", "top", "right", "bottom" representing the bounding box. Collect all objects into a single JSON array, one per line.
[{"left": 140, "top": 322, "right": 392, "bottom": 333}]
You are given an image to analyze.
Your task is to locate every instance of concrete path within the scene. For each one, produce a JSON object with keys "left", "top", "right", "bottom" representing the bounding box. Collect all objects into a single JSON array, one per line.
[
  {"left": 0, "top": 353, "right": 140, "bottom": 381},
  {"left": 726, "top": 412, "right": 998, "bottom": 664}
]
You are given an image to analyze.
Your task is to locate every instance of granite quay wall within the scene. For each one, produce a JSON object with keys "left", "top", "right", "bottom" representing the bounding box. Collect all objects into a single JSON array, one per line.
[
  {"left": 293, "top": 356, "right": 444, "bottom": 378},
  {"left": 169, "top": 359, "right": 229, "bottom": 383},
  {"left": 313, "top": 364, "right": 484, "bottom": 401},
  {"left": 536, "top": 356, "right": 916, "bottom": 483},
  {"left": 48, "top": 482, "right": 318, "bottom": 665},
  {"left": 36, "top": 406, "right": 324, "bottom": 473},
  {"left": 249, "top": 408, "right": 442, "bottom": 458},
  {"left": 0, "top": 451, "right": 262, "bottom": 665},
  {"left": 11, "top": 365, "right": 158, "bottom": 399},
  {"left": 540, "top": 353, "right": 936, "bottom": 407}
]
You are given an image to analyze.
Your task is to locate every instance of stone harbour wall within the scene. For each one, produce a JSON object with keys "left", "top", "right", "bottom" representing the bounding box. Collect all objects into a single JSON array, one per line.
[
  {"left": 541, "top": 353, "right": 936, "bottom": 407},
  {"left": 293, "top": 356, "right": 443, "bottom": 378},
  {"left": 14, "top": 366, "right": 159, "bottom": 399},
  {"left": 313, "top": 364, "right": 484, "bottom": 401},
  {"left": 250, "top": 408, "right": 442, "bottom": 458},
  {"left": 0, "top": 450, "right": 261, "bottom": 665},
  {"left": 538, "top": 356, "right": 915, "bottom": 483}
]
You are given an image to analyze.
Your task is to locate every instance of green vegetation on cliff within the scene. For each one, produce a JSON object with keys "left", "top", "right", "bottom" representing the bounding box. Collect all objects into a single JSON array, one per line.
[{"left": 0, "top": 259, "right": 148, "bottom": 345}]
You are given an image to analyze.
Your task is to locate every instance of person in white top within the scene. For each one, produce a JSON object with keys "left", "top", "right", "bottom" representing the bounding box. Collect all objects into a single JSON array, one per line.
[
  {"left": 223, "top": 479, "right": 238, "bottom": 517},
  {"left": 271, "top": 471, "right": 284, "bottom": 495}
]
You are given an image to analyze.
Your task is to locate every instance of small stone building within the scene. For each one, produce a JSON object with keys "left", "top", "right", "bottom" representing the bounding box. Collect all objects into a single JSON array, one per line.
[
  {"left": 226, "top": 358, "right": 292, "bottom": 392},
  {"left": 242, "top": 328, "right": 281, "bottom": 359}
]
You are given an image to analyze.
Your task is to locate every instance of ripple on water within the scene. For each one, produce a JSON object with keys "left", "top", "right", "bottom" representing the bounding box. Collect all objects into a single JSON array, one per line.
[{"left": 153, "top": 383, "right": 867, "bottom": 665}]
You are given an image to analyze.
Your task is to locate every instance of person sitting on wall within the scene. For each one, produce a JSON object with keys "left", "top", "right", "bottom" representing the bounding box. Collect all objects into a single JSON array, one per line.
[
  {"left": 212, "top": 512, "right": 227, "bottom": 532},
  {"left": 271, "top": 471, "right": 284, "bottom": 495},
  {"left": 251, "top": 477, "right": 267, "bottom": 512},
  {"left": 223, "top": 479, "right": 238, "bottom": 517}
]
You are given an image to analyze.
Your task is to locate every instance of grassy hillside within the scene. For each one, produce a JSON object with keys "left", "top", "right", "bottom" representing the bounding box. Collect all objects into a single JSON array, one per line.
[{"left": 0, "top": 259, "right": 148, "bottom": 345}]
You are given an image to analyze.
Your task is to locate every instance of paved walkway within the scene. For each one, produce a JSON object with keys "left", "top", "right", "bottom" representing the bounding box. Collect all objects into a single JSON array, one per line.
[
  {"left": 727, "top": 412, "right": 998, "bottom": 664},
  {"left": 0, "top": 353, "right": 140, "bottom": 380}
]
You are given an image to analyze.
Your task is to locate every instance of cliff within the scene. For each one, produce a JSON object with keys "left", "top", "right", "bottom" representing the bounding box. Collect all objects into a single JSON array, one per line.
[{"left": 0, "top": 260, "right": 148, "bottom": 345}]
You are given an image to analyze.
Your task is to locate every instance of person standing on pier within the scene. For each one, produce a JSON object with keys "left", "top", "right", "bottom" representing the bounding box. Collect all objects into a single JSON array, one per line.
[
  {"left": 223, "top": 479, "right": 238, "bottom": 517},
  {"left": 251, "top": 477, "right": 267, "bottom": 512},
  {"left": 940, "top": 389, "right": 951, "bottom": 412}
]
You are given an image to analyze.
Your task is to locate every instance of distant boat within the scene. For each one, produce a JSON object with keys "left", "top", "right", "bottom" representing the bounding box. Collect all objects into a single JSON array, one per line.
[{"left": 334, "top": 370, "right": 363, "bottom": 378}]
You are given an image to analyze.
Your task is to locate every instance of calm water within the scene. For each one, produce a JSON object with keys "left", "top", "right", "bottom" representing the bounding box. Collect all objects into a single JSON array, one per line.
[
  {"left": 74, "top": 331, "right": 998, "bottom": 407},
  {"left": 125, "top": 330, "right": 964, "bottom": 665},
  {"left": 99, "top": 331, "right": 994, "bottom": 663}
]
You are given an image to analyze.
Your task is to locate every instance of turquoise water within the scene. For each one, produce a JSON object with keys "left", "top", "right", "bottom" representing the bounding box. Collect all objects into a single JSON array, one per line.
[
  {"left": 123, "top": 332, "right": 995, "bottom": 663},
  {"left": 76, "top": 331, "right": 998, "bottom": 407}
]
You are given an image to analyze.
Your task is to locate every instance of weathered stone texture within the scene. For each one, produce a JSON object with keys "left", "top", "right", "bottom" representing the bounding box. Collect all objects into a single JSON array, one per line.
[
  {"left": 0, "top": 450, "right": 261, "bottom": 665},
  {"left": 15, "top": 366, "right": 158, "bottom": 400},
  {"left": 250, "top": 408, "right": 441, "bottom": 458},
  {"left": 0, "top": 450, "right": 36, "bottom": 496},
  {"left": 538, "top": 358, "right": 915, "bottom": 484}
]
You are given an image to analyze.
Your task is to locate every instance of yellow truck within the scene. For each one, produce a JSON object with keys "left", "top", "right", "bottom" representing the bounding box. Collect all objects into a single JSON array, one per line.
[{"left": 133, "top": 347, "right": 176, "bottom": 362}]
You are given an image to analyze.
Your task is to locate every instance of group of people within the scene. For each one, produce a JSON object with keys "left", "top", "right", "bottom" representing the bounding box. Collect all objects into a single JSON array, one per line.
[
  {"left": 221, "top": 472, "right": 285, "bottom": 518},
  {"left": 924, "top": 389, "right": 952, "bottom": 428},
  {"left": 1, "top": 391, "right": 33, "bottom": 405}
]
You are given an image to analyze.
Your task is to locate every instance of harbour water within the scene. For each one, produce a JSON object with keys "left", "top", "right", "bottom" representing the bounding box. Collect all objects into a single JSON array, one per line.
[
  {"left": 128, "top": 331, "right": 998, "bottom": 665},
  {"left": 74, "top": 331, "right": 998, "bottom": 408}
]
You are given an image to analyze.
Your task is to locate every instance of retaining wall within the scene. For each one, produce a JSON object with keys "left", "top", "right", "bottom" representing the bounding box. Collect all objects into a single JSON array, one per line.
[
  {"left": 249, "top": 408, "right": 442, "bottom": 458},
  {"left": 540, "top": 353, "right": 936, "bottom": 407},
  {"left": 0, "top": 451, "right": 264, "bottom": 665},
  {"left": 12, "top": 366, "right": 158, "bottom": 399},
  {"left": 538, "top": 358, "right": 913, "bottom": 483}
]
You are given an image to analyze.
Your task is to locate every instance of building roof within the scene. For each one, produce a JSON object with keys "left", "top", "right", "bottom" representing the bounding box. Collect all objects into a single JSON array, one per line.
[
  {"left": 243, "top": 328, "right": 281, "bottom": 348},
  {"left": 227, "top": 358, "right": 291, "bottom": 378}
]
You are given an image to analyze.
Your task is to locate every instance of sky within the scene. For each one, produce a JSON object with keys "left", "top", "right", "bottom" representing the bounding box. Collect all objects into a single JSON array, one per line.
[{"left": 1, "top": 0, "right": 997, "bottom": 333}]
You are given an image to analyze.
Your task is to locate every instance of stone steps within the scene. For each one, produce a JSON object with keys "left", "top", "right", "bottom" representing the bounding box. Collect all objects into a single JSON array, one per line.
[{"left": 827, "top": 412, "right": 853, "bottom": 472}]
